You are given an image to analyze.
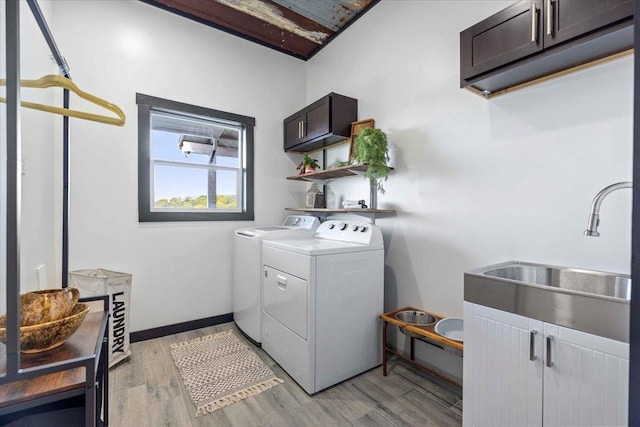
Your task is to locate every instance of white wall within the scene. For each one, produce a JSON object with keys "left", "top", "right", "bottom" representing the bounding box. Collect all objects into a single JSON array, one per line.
[
  {"left": 1, "top": 0, "right": 60, "bottom": 318},
  {"left": 307, "top": 0, "right": 633, "bottom": 380},
  {"left": 49, "top": 0, "right": 307, "bottom": 332}
]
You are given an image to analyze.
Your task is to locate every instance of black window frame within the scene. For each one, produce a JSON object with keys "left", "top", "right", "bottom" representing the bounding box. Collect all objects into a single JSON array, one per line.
[{"left": 137, "top": 93, "right": 254, "bottom": 222}]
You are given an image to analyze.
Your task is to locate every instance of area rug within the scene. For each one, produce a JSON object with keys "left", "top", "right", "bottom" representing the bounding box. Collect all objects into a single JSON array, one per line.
[{"left": 170, "top": 329, "right": 283, "bottom": 416}]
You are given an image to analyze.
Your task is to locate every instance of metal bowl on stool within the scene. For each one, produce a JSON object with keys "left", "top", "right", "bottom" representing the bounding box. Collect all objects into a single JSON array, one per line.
[{"left": 395, "top": 310, "right": 436, "bottom": 338}]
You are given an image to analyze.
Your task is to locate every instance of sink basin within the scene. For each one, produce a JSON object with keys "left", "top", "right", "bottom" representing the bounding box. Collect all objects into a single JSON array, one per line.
[
  {"left": 465, "top": 261, "right": 631, "bottom": 343},
  {"left": 482, "top": 263, "right": 631, "bottom": 300}
]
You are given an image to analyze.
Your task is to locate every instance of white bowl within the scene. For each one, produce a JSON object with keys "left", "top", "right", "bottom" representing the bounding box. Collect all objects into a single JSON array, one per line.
[{"left": 434, "top": 317, "right": 464, "bottom": 342}]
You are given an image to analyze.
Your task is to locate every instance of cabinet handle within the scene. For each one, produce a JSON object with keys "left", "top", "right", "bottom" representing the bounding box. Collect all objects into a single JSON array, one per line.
[
  {"left": 298, "top": 121, "right": 302, "bottom": 139},
  {"left": 546, "top": 0, "right": 552, "bottom": 36},
  {"left": 301, "top": 120, "right": 305, "bottom": 138},
  {"left": 531, "top": 4, "right": 537, "bottom": 43},
  {"left": 546, "top": 335, "right": 554, "bottom": 367},
  {"left": 529, "top": 330, "right": 538, "bottom": 361}
]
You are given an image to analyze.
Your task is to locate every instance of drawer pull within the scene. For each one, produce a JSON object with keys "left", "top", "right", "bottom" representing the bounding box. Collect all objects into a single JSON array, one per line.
[{"left": 529, "top": 330, "right": 537, "bottom": 361}]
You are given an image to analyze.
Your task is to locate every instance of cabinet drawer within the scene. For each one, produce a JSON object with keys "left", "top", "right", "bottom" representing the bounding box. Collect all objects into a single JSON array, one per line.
[{"left": 263, "top": 266, "right": 308, "bottom": 340}]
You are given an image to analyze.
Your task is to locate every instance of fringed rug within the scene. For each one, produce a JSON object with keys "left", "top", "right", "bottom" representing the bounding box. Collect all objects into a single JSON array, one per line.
[{"left": 170, "top": 329, "right": 283, "bottom": 416}]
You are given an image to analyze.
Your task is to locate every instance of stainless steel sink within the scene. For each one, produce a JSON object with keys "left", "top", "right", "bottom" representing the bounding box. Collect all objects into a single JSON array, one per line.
[
  {"left": 482, "top": 262, "right": 631, "bottom": 300},
  {"left": 465, "top": 261, "right": 631, "bottom": 342}
]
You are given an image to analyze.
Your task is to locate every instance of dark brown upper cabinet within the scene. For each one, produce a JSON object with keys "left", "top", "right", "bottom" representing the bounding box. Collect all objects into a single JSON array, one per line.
[
  {"left": 545, "top": 0, "right": 633, "bottom": 48},
  {"left": 460, "top": 0, "right": 633, "bottom": 97},
  {"left": 461, "top": 1, "right": 544, "bottom": 82},
  {"left": 284, "top": 93, "right": 357, "bottom": 153}
]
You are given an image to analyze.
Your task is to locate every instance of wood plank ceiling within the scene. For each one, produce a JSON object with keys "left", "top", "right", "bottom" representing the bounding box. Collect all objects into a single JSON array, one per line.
[{"left": 139, "top": 0, "right": 380, "bottom": 60}]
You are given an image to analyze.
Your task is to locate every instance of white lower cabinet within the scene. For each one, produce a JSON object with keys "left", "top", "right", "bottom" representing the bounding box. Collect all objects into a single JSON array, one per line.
[
  {"left": 463, "top": 302, "right": 628, "bottom": 427},
  {"left": 462, "top": 302, "right": 543, "bottom": 427},
  {"left": 542, "top": 322, "right": 629, "bottom": 427}
]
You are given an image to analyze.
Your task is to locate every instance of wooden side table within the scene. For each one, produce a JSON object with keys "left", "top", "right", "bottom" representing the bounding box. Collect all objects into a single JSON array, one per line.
[
  {"left": 380, "top": 306, "right": 464, "bottom": 386},
  {"left": 0, "top": 301, "right": 109, "bottom": 426}
]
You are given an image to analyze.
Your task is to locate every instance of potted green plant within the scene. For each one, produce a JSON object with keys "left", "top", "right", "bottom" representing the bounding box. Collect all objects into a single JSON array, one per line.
[
  {"left": 296, "top": 154, "right": 320, "bottom": 174},
  {"left": 351, "top": 128, "right": 390, "bottom": 192}
]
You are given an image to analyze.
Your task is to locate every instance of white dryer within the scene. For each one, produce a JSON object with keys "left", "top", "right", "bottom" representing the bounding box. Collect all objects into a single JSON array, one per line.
[
  {"left": 233, "top": 215, "right": 320, "bottom": 345},
  {"left": 261, "top": 219, "right": 384, "bottom": 394}
]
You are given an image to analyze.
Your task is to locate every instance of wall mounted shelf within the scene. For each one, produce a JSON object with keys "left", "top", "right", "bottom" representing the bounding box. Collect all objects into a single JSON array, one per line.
[
  {"left": 285, "top": 207, "right": 396, "bottom": 219},
  {"left": 286, "top": 162, "right": 397, "bottom": 221},
  {"left": 286, "top": 163, "right": 396, "bottom": 220},
  {"left": 287, "top": 163, "right": 369, "bottom": 182}
]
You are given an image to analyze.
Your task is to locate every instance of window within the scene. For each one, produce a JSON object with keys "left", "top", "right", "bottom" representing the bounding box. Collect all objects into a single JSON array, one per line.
[{"left": 137, "top": 94, "right": 254, "bottom": 222}]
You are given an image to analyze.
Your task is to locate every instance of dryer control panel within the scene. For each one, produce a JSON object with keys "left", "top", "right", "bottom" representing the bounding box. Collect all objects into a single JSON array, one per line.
[{"left": 314, "top": 220, "right": 383, "bottom": 245}]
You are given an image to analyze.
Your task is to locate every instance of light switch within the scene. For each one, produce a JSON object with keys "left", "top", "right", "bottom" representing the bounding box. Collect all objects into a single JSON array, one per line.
[{"left": 36, "top": 264, "right": 47, "bottom": 289}]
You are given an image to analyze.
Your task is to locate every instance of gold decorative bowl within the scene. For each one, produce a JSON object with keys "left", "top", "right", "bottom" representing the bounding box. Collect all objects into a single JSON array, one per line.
[
  {"left": 0, "top": 303, "right": 90, "bottom": 353},
  {"left": 20, "top": 287, "right": 80, "bottom": 326}
]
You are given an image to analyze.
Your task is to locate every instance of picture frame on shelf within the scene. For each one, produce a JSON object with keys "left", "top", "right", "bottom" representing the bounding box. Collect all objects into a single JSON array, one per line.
[{"left": 348, "top": 118, "right": 375, "bottom": 161}]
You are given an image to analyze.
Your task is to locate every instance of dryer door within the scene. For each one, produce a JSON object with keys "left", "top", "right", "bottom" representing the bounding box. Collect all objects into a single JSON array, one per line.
[{"left": 263, "top": 266, "right": 308, "bottom": 340}]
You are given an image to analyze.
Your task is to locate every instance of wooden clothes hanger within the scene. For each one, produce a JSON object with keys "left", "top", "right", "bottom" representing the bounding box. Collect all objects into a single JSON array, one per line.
[{"left": 0, "top": 74, "right": 126, "bottom": 126}]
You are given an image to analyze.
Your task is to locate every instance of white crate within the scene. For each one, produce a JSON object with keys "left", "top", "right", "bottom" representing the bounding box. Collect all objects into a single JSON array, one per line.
[{"left": 69, "top": 268, "right": 132, "bottom": 368}]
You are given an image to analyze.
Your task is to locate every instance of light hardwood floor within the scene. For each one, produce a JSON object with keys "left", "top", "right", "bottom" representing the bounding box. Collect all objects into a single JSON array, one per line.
[{"left": 109, "top": 322, "right": 462, "bottom": 426}]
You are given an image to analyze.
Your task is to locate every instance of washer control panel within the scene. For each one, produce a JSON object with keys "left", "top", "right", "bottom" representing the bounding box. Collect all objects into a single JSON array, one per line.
[
  {"left": 315, "top": 220, "right": 381, "bottom": 245},
  {"left": 282, "top": 215, "right": 321, "bottom": 229}
]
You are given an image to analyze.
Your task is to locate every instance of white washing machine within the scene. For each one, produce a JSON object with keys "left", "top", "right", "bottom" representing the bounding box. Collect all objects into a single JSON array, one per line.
[
  {"left": 261, "top": 219, "right": 384, "bottom": 394},
  {"left": 233, "top": 215, "right": 320, "bottom": 345}
]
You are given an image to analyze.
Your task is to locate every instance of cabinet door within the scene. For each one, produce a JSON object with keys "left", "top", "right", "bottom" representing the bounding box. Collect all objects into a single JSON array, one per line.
[
  {"left": 463, "top": 302, "right": 543, "bottom": 427},
  {"left": 460, "top": 1, "right": 543, "bottom": 81},
  {"left": 303, "top": 98, "right": 330, "bottom": 143},
  {"left": 284, "top": 113, "right": 303, "bottom": 151},
  {"left": 543, "top": 323, "right": 629, "bottom": 427},
  {"left": 544, "top": 0, "right": 633, "bottom": 48}
]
